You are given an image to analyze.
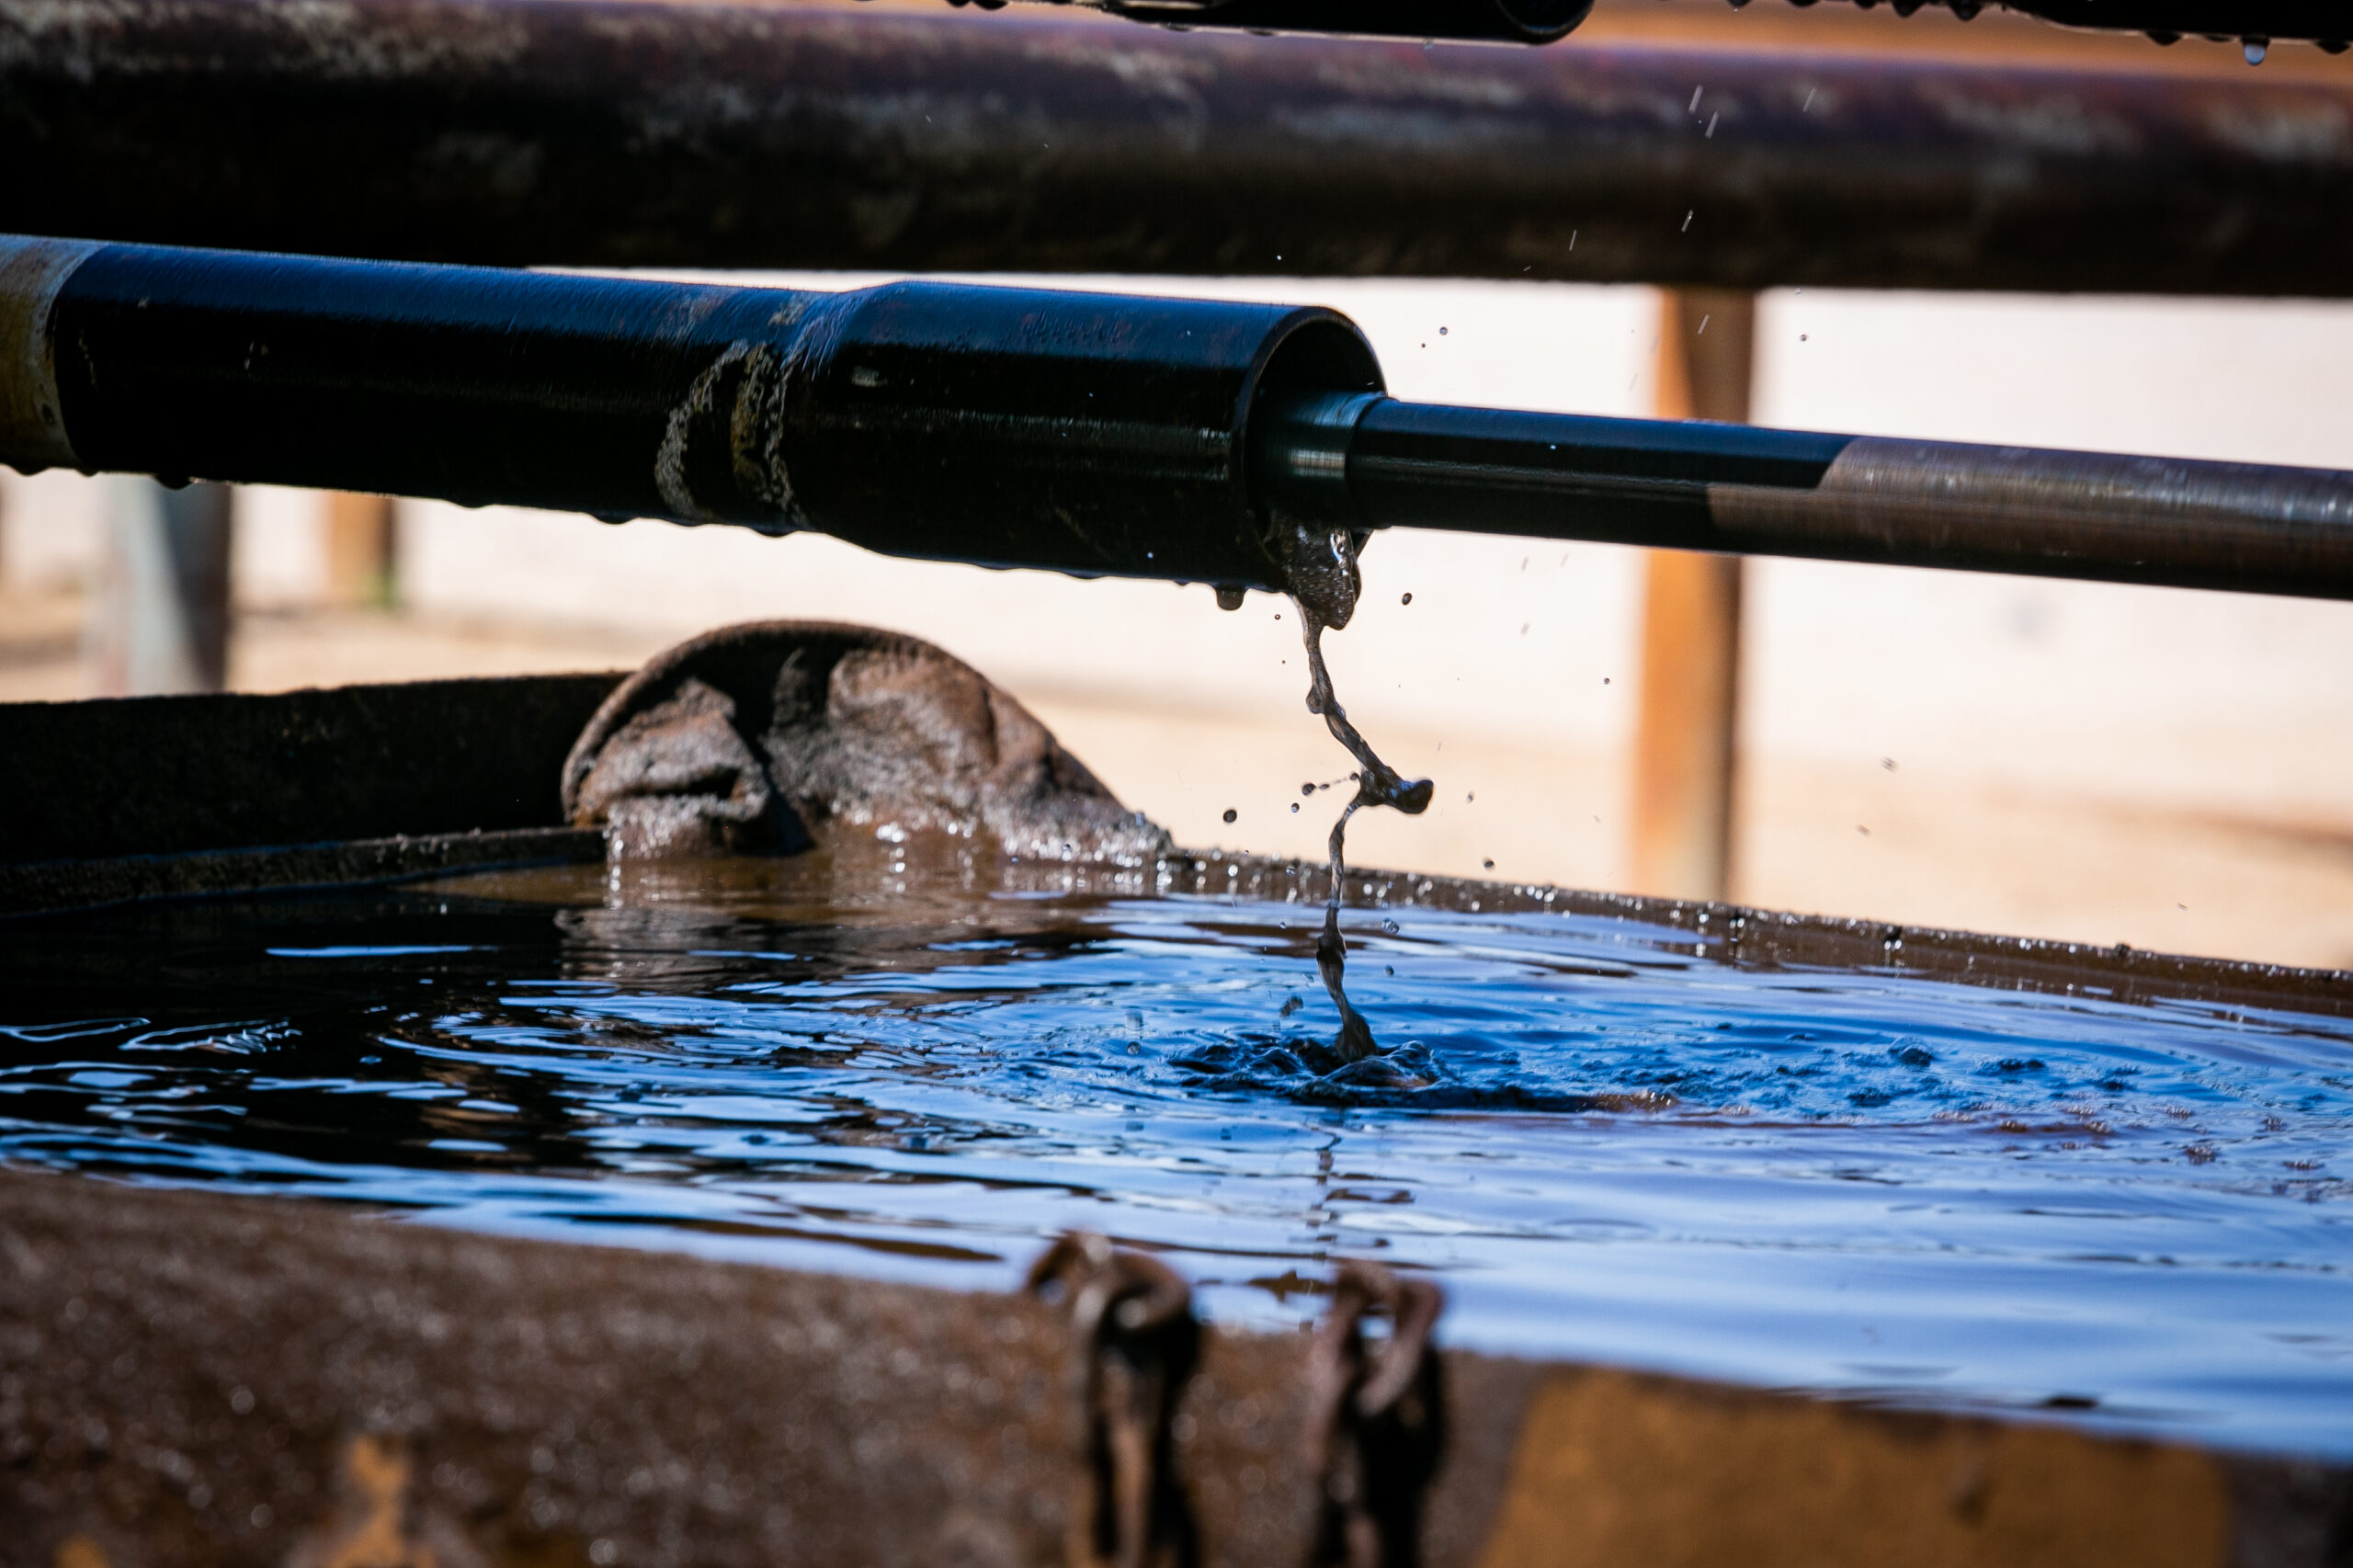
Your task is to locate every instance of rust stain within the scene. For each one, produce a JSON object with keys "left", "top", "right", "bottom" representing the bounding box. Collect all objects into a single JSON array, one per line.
[
  {"left": 51, "top": 1536, "right": 113, "bottom": 1568},
  {"left": 291, "top": 1434, "right": 480, "bottom": 1568},
  {"left": 1475, "top": 1368, "right": 2233, "bottom": 1568}
]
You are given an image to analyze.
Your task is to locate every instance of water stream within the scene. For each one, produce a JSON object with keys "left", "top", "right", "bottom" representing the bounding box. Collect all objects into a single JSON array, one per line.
[{"left": 1280, "top": 521, "right": 1434, "bottom": 1062}]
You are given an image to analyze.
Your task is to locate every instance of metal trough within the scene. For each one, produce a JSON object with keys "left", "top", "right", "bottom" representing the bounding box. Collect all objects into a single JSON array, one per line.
[{"left": 3, "top": 673, "right": 2351, "bottom": 1566}]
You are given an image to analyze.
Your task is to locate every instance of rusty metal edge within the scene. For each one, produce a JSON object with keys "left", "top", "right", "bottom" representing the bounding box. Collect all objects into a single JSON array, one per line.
[
  {"left": 1165, "top": 849, "right": 2353, "bottom": 1023},
  {"left": 1, "top": 1168, "right": 2345, "bottom": 1568},
  {"left": 0, "top": 824, "right": 608, "bottom": 919}
]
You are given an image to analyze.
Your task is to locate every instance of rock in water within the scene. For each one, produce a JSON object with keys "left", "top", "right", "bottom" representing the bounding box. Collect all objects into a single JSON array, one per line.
[{"left": 563, "top": 621, "right": 1170, "bottom": 864}]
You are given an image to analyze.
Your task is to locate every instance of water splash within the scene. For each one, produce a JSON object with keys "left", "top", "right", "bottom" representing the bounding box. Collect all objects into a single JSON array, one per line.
[{"left": 1279, "top": 522, "right": 1434, "bottom": 1061}]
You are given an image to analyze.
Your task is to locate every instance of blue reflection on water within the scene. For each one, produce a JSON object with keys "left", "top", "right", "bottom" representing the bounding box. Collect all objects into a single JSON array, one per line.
[{"left": 2, "top": 847, "right": 2347, "bottom": 1457}]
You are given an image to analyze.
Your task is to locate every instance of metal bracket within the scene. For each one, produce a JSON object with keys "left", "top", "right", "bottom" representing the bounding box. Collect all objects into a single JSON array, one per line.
[
  {"left": 1302, "top": 1261, "right": 1447, "bottom": 1568},
  {"left": 1029, "top": 1233, "right": 1203, "bottom": 1568}
]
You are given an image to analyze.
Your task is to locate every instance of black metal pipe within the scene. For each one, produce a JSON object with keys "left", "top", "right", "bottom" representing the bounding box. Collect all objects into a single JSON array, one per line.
[
  {"left": 9, "top": 233, "right": 2353, "bottom": 601},
  {"left": 0, "top": 234, "right": 1381, "bottom": 591},
  {"left": 1085, "top": 0, "right": 1597, "bottom": 43},
  {"left": 1061, "top": 0, "right": 2347, "bottom": 48},
  {"left": 6, "top": 0, "right": 2353, "bottom": 297}
]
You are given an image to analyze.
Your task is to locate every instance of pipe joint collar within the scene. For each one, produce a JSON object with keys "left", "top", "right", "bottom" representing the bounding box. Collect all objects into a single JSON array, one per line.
[{"left": 0, "top": 235, "right": 100, "bottom": 472}]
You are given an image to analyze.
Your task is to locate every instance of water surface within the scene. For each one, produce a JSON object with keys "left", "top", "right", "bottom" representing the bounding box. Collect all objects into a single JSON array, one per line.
[{"left": 3, "top": 838, "right": 2347, "bottom": 1458}]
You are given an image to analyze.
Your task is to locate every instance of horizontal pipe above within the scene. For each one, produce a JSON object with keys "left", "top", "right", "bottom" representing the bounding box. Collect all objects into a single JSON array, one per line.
[{"left": 4, "top": 0, "right": 2353, "bottom": 295}]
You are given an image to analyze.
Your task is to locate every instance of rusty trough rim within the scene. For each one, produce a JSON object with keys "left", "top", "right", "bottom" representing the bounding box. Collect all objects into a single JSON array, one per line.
[
  {"left": 3, "top": 671, "right": 2349, "bottom": 1020},
  {"left": 1166, "top": 848, "right": 2353, "bottom": 1023}
]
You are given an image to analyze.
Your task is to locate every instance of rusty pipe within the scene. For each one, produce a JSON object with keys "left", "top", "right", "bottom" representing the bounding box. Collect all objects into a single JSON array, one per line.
[
  {"left": 1709, "top": 0, "right": 2348, "bottom": 48},
  {"left": 1053, "top": 0, "right": 2346, "bottom": 49},
  {"left": 6, "top": 0, "right": 2353, "bottom": 296},
  {"left": 7, "top": 233, "right": 2353, "bottom": 601}
]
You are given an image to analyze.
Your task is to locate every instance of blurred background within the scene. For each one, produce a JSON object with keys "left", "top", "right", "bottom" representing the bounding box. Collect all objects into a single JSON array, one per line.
[{"left": 5, "top": 0, "right": 2350, "bottom": 968}]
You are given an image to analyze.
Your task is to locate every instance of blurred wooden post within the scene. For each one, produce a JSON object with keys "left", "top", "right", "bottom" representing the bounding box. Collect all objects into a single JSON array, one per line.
[
  {"left": 323, "top": 492, "right": 397, "bottom": 607},
  {"left": 84, "top": 477, "right": 233, "bottom": 695},
  {"left": 1631, "top": 288, "right": 1756, "bottom": 902}
]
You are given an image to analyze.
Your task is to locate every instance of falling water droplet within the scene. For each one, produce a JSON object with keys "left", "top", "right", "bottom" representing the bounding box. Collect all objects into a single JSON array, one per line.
[
  {"left": 1222, "top": 808, "right": 1238, "bottom": 824},
  {"left": 1401, "top": 592, "right": 1414, "bottom": 606},
  {"left": 2245, "top": 36, "right": 2268, "bottom": 63}
]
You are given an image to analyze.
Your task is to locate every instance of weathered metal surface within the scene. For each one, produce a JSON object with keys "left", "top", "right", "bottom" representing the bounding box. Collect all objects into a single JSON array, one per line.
[
  {"left": 0, "top": 824, "right": 606, "bottom": 918},
  {"left": 1, "top": 1169, "right": 2346, "bottom": 1567},
  {"left": 0, "top": 672, "right": 623, "bottom": 866},
  {"left": 0, "top": 1170, "right": 1531, "bottom": 1568},
  {"left": 2, "top": 0, "right": 2351, "bottom": 294}
]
